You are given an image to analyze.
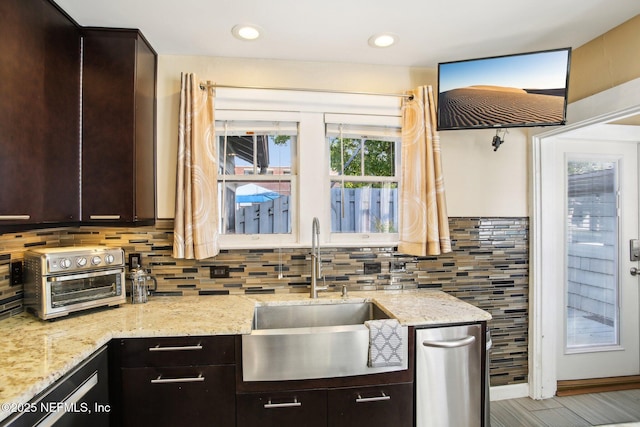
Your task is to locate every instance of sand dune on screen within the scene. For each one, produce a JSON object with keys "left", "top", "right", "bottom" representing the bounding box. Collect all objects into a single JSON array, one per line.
[{"left": 438, "top": 85, "right": 565, "bottom": 129}]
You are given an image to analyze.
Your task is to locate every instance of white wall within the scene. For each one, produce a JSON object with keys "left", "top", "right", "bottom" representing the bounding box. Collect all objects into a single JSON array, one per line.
[
  {"left": 440, "top": 128, "right": 528, "bottom": 217},
  {"left": 156, "top": 55, "right": 529, "bottom": 219}
]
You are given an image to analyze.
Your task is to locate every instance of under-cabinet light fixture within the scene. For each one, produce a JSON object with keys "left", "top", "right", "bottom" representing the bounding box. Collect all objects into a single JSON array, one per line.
[
  {"left": 368, "top": 33, "right": 398, "bottom": 48},
  {"left": 232, "top": 24, "right": 262, "bottom": 41}
]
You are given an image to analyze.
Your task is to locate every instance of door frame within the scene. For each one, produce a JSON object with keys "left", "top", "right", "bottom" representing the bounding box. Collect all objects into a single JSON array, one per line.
[{"left": 530, "top": 77, "right": 640, "bottom": 400}]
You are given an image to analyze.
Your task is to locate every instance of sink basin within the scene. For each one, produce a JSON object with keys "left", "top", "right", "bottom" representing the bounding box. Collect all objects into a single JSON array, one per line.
[
  {"left": 242, "top": 301, "right": 408, "bottom": 382},
  {"left": 252, "top": 301, "right": 389, "bottom": 329}
]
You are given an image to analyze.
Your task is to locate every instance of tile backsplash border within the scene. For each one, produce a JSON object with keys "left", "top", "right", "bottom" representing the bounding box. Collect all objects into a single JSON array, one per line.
[{"left": 0, "top": 217, "right": 528, "bottom": 386}]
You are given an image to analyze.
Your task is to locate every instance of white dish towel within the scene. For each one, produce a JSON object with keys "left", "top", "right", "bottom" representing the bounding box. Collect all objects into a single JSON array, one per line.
[{"left": 364, "top": 319, "right": 403, "bottom": 367}]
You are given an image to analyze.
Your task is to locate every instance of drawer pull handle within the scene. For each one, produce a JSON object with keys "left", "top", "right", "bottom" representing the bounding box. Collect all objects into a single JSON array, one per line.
[
  {"left": 264, "top": 398, "right": 302, "bottom": 409},
  {"left": 151, "top": 374, "right": 204, "bottom": 384},
  {"left": 356, "top": 392, "right": 390, "bottom": 403},
  {"left": 89, "top": 215, "right": 121, "bottom": 220},
  {"left": 39, "top": 371, "right": 98, "bottom": 425},
  {"left": 422, "top": 335, "right": 476, "bottom": 349},
  {"left": 0, "top": 215, "right": 30, "bottom": 220},
  {"left": 148, "top": 343, "right": 203, "bottom": 352}
]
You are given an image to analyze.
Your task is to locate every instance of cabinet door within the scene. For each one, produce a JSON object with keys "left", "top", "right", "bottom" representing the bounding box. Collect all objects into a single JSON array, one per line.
[
  {"left": 81, "top": 29, "right": 156, "bottom": 224},
  {"left": 236, "top": 390, "right": 327, "bottom": 427},
  {"left": 0, "top": 0, "right": 80, "bottom": 226},
  {"left": 2, "top": 346, "right": 109, "bottom": 427},
  {"left": 82, "top": 30, "right": 137, "bottom": 222},
  {"left": 133, "top": 35, "right": 156, "bottom": 222},
  {"left": 121, "top": 365, "right": 235, "bottom": 427},
  {"left": 328, "top": 383, "right": 414, "bottom": 427}
]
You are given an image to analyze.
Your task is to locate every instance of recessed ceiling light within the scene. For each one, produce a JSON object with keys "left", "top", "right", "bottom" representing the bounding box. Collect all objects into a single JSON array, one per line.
[
  {"left": 368, "top": 33, "right": 398, "bottom": 48},
  {"left": 231, "top": 24, "right": 262, "bottom": 41}
]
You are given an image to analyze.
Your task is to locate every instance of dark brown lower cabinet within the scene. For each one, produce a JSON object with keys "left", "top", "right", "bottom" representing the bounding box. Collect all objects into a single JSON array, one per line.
[
  {"left": 328, "top": 383, "right": 414, "bottom": 427},
  {"left": 111, "top": 336, "right": 236, "bottom": 427},
  {"left": 236, "top": 383, "right": 413, "bottom": 427},
  {"left": 121, "top": 365, "right": 235, "bottom": 427},
  {"left": 236, "top": 389, "right": 327, "bottom": 427}
]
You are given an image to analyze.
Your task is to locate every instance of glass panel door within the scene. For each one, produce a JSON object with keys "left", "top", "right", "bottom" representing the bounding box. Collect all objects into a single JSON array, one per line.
[
  {"left": 553, "top": 139, "right": 639, "bottom": 381},
  {"left": 565, "top": 158, "right": 618, "bottom": 350}
]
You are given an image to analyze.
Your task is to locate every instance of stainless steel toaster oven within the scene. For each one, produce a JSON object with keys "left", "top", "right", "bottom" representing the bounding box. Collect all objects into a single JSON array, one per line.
[{"left": 23, "top": 246, "right": 126, "bottom": 320}]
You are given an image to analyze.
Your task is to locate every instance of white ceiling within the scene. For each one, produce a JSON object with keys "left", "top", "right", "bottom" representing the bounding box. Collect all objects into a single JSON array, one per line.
[{"left": 54, "top": 0, "right": 640, "bottom": 68}]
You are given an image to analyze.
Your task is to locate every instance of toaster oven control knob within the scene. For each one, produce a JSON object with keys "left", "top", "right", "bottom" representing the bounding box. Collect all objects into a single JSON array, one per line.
[
  {"left": 76, "top": 257, "right": 87, "bottom": 267},
  {"left": 60, "top": 258, "right": 72, "bottom": 269},
  {"left": 91, "top": 256, "right": 102, "bottom": 266},
  {"left": 104, "top": 254, "right": 115, "bottom": 264}
]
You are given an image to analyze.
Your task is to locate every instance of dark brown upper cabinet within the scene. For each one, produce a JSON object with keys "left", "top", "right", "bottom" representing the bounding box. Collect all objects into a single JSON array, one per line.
[
  {"left": 81, "top": 28, "right": 157, "bottom": 225},
  {"left": 0, "top": 0, "right": 81, "bottom": 229}
]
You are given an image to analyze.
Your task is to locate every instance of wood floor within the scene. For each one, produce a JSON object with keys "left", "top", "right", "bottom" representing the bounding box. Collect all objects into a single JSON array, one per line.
[{"left": 490, "top": 389, "right": 640, "bottom": 426}]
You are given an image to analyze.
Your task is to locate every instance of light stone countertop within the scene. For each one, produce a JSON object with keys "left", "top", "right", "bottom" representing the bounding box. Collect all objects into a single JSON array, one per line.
[{"left": 0, "top": 290, "right": 490, "bottom": 422}]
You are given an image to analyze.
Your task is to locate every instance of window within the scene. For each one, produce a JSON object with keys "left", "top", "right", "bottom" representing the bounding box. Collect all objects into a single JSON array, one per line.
[
  {"left": 325, "top": 121, "right": 401, "bottom": 240},
  {"left": 213, "top": 89, "right": 402, "bottom": 248},
  {"left": 215, "top": 121, "right": 297, "bottom": 239}
]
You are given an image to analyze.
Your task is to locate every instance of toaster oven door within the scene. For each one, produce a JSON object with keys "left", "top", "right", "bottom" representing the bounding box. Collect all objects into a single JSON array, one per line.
[{"left": 45, "top": 268, "right": 125, "bottom": 314}]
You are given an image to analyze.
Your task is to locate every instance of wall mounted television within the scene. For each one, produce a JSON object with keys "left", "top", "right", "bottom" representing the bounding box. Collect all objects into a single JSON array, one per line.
[{"left": 437, "top": 47, "right": 571, "bottom": 131}]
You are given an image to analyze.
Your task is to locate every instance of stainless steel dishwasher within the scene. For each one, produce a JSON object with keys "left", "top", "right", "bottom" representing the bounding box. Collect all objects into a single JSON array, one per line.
[{"left": 416, "top": 324, "right": 483, "bottom": 427}]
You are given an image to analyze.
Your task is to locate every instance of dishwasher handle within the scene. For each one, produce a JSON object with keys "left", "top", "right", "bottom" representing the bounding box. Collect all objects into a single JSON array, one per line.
[{"left": 422, "top": 335, "right": 476, "bottom": 349}]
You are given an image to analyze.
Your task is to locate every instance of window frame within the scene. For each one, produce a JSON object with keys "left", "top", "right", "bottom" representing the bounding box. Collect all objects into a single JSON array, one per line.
[
  {"left": 214, "top": 89, "right": 402, "bottom": 249},
  {"left": 214, "top": 111, "right": 299, "bottom": 248},
  {"left": 325, "top": 114, "right": 402, "bottom": 244}
]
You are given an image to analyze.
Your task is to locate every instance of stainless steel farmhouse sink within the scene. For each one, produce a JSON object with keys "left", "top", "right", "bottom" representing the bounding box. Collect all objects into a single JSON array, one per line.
[
  {"left": 252, "top": 301, "right": 389, "bottom": 329},
  {"left": 241, "top": 302, "right": 409, "bottom": 382}
]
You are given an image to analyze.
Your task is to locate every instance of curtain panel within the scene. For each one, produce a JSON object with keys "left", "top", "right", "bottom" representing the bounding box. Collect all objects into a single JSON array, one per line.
[
  {"left": 173, "top": 73, "right": 220, "bottom": 260},
  {"left": 398, "top": 86, "right": 452, "bottom": 256}
]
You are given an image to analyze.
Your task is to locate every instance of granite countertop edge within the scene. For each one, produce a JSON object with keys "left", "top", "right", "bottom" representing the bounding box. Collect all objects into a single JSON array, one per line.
[{"left": 0, "top": 289, "right": 491, "bottom": 422}]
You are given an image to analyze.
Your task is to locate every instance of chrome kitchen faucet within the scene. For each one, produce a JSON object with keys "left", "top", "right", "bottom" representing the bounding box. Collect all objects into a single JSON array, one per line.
[{"left": 310, "top": 217, "right": 327, "bottom": 298}]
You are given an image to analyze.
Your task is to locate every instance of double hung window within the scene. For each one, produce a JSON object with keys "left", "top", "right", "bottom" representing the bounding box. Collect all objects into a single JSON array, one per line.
[
  {"left": 212, "top": 89, "right": 402, "bottom": 248},
  {"left": 215, "top": 120, "right": 297, "bottom": 242},
  {"left": 325, "top": 118, "right": 401, "bottom": 243}
]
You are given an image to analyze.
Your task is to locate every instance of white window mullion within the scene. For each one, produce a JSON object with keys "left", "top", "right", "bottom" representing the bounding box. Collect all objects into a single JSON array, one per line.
[{"left": 298, "top": 112, "right": 328, "bottom": 245}]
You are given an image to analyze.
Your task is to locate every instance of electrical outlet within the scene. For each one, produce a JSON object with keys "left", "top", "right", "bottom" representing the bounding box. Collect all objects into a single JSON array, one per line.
[
  {"left": 10, "top": 261, "right": 23, "bottom": 286},
  {"left": 128, "top": 253, "right": 141, "bottom": 270},
  {"left": 390, "top": 261, "right": 406, "bottom": 273},
  {"left": 364, "top": 262, "right": 381, "bottom": 275},
  {"left": 210, "top": 265, "right": 230, "bottom": 278}
]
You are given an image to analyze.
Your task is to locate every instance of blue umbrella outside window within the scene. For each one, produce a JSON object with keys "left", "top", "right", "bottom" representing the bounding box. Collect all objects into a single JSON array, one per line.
[{"left": 235, "top": 183, "right": 281, "bottom": 204}]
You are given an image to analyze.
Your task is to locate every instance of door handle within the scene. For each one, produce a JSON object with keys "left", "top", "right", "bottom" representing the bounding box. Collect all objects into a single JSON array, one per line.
[
  {"left": 631, "top": 267, "right": 639, "bottom": 276},
  {"left": 422, "top": 335, "right": 476, "bottom": 348}
]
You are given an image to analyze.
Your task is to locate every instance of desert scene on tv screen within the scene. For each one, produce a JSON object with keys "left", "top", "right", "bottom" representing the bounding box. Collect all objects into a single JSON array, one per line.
[{"left": 437, "top": 50, "right": 569, "bottom": 129}]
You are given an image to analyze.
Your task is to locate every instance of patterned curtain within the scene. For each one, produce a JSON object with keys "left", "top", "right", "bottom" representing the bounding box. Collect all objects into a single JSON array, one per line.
[
  {"left": 398, "top": 86, "right": 452, "bottom": 256},
  {"left": 173, "top": 73, "right": 220, "bottom": 260}
]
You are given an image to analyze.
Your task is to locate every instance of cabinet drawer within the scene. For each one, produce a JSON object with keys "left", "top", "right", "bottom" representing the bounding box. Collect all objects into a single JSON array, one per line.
[
  {"left": 116, "top": 335, "right": 234, "bottom": 367},
  {"left": 121, "top": 365, "right": 235, "bottom": 427},
  {"left": 328, "top": 382, "right": 414, "bottom": 427},
  {"left": 236, "top": 390, "right": 327, "bottom": 427}
]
